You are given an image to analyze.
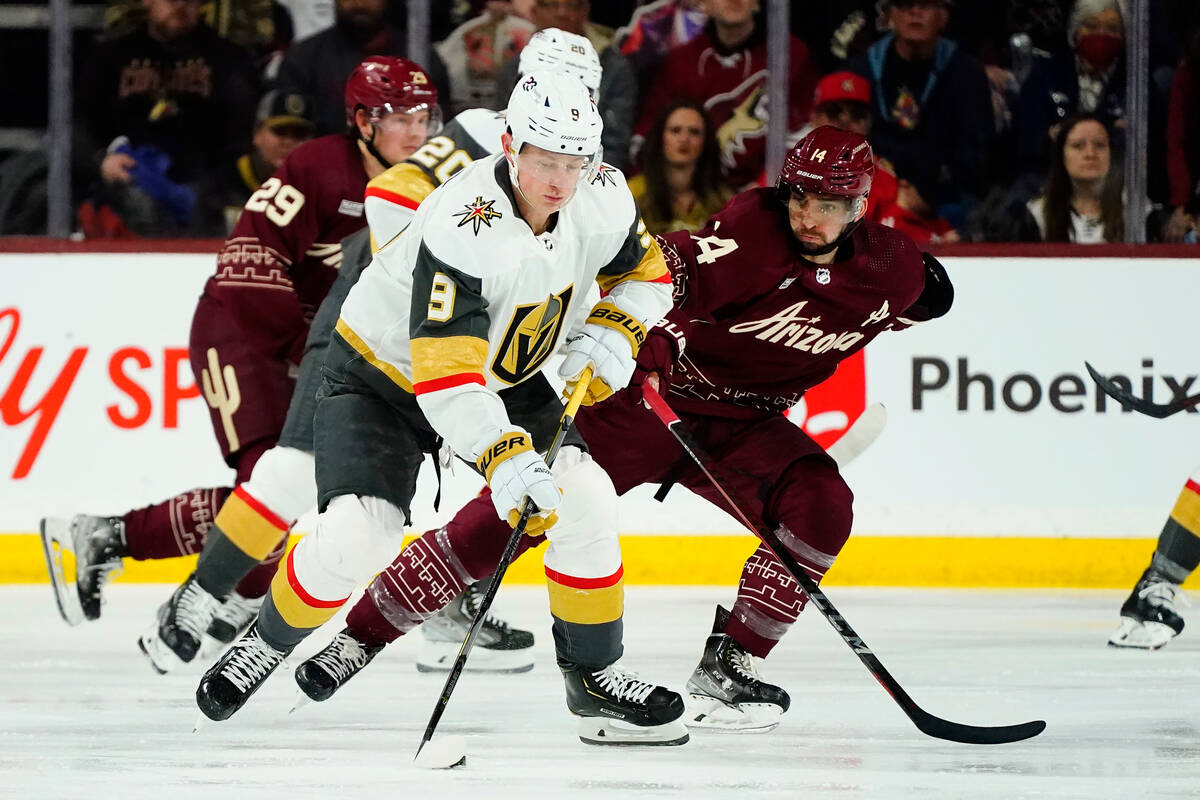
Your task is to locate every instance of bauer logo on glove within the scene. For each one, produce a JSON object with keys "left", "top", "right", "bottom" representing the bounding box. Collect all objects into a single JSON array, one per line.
[{"left": 559, "top": 301, "right": 648, "bottom": 405}]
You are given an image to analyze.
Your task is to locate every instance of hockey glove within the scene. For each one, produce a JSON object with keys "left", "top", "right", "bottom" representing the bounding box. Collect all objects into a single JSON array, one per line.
[
  {"left": 558, "top": 301, "right": 647, "bottom": 405},
  {"left": 476, "top": 428, "right": 561, "bottom": 536},
  {"left": 629, "top": 314, "right": 688, "bottom": 404}
]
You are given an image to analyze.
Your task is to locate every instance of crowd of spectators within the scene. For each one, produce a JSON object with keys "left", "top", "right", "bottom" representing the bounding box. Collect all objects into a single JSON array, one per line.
[{"left": 4, "top": 0, "right": 1200, "bottom": 244}]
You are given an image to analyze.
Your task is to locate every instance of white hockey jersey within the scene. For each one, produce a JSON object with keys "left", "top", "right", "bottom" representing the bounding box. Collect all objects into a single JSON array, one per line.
[
  {"left": 337, "top": 153, "right": 671, "bottom": 461},
  {"left": 364, "top": 108, "right": 506, "bottom": 248}
]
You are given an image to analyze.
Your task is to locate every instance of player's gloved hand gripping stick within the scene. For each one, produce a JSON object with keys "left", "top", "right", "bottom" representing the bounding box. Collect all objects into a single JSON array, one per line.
[
  {"left": 416, "top": 367, "right": 594, "bottom": 761},
  {"left": 642, "top": 384, "right": 1047, "bottom": 746}
]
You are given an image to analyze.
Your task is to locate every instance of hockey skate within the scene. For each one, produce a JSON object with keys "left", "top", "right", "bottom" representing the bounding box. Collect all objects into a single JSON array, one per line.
[
  {"left": 561, "top": 660, "right": 689, "bottom": 746},
  {"left": 40, "top": 515, "right": 126, "bottom": 625},
  {"left": 1108, "top": 568, "right": 1190, "bottom": 650},
  {"left": 198, "top": 591, "right": 264, "bottom": 661},
  {"left": 138, "top": 574, "right": 222, "bottom": 674},
  {"left": 294, "top": 628, "right": 385, "bottom": 703},
  {"left": 196, "top": 623, "right": 290, "bottom": 721},
  {"left": 416, "top": 581, "right": 535, "bottom": 673},
  {"left": 685, "top": 606, "right": 791, "bottom": 732}
]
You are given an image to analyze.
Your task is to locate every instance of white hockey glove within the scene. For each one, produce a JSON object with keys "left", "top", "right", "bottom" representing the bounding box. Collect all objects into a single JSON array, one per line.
[
  {"left": 558, "top": 301, "right": 647, "bottom": 405},
  {"left": 476, "top": 428, "right": 562, "bottom": 536}
]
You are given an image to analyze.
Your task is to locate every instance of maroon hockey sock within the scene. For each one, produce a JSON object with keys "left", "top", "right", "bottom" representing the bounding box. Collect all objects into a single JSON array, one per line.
[
  {"left": 728, "top": 458, "right": 853, "bottom": 658},
  {"left": 122, "top": 487, "right": 231, "bottom": 560},
  {"left": 345, "top": 491, "right": 545, "bottom": 646}
]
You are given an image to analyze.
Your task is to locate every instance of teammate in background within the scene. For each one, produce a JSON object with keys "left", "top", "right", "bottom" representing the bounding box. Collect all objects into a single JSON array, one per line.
[
  {"left": 137, "top": 28, "right": 603, "bottom": 678},
  {"left": 196, "top": 72, "right": 687, "bottom": 747},
  {"left": 1109, "top": 472, "right": 1197, "bottom": 649},
  {"left": 293, "top": 126, "right": 954, "bottom": 733},
  {"left": 40, "top": 56, "right": 438, "bottom": 667}
]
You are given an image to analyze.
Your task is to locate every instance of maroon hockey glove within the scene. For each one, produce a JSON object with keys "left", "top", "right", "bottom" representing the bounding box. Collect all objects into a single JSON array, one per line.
[{"left": 628, "top": 313, "right": 688, "bottom": 404}]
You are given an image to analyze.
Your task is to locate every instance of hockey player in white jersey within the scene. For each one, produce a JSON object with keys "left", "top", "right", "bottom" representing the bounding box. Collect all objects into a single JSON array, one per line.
[
  {"left": 353, "top": 28, "right": 607, "bottom": 673},
  {"left": 364, "top": 27, "right": 603, "bottom": 246},
  {"left": 196, "top": 71, "right": 689, "bottom": 746}
]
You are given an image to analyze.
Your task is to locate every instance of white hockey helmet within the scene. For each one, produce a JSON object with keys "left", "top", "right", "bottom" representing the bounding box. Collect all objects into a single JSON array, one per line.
[
  {"left": 517, "top": 28, "right": 603, "bottom": 96},
  {"left": 505, "top": 70, "right": 604, "bottom": 185}
]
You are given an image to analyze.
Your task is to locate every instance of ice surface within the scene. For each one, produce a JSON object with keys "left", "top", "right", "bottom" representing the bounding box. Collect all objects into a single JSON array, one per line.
[{"left": 3, "top": 585, "right": 1199, "bottom": 799}]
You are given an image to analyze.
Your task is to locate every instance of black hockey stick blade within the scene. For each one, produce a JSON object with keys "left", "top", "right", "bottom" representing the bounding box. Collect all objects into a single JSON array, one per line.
[
  {"left": 642, "top": 386, "right": 1046, "bottom": 746},
  {"left": 415, "top": 368, "right": 592, "bottom": 761},
  {"left": 1085, "top": 361, "right": 1200, "bottom": 419}
]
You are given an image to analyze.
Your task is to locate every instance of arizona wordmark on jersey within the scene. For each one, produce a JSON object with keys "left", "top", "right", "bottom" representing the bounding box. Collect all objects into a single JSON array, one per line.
[{"left": 337, "top": 153, "right": 671, "bottom": 460}]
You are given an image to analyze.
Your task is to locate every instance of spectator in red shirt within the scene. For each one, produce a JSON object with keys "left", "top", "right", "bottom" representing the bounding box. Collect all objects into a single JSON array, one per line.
[{"left": 636, "top": 0, "right": 820, "bottom": 189}]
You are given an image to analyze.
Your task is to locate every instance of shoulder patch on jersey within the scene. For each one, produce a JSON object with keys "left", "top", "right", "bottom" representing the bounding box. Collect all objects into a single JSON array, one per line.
[
  {"left": 453, "top": 195, "right": 503, "bottom": 235},
  {"left": 589, "top": 162, "right": 619, "bottom": 188},
  {"left": 338, "top": 199, "right": 364, "bottom": 217}
]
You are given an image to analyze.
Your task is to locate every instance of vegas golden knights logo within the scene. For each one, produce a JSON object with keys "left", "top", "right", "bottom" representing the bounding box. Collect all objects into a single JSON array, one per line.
[{"left": 492, "top": 286, "right": 574, "bottom": 384}]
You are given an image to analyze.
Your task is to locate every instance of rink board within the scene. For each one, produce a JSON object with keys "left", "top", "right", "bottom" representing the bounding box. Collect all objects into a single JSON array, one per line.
[{"left": 2, "top": 249, "right": 1197, "bottom": 586}]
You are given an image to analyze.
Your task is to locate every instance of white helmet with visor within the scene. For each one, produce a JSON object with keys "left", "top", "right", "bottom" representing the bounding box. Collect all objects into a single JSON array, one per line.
[{"left": 505, "top": 70, "right": 604, "bottom": 187}]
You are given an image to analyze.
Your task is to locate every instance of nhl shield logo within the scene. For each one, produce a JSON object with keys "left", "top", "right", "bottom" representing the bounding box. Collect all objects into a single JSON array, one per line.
[
  {"left": 816, "top": 267, "right": 831, "bottom": 285},
  {"left": 492, "top": 286, "right": 575, "bottom": 384}
]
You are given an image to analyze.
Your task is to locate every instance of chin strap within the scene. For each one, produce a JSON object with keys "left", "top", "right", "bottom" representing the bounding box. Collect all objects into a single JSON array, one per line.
[{"left": 360, "top": 124, "right": 392, "bottom": 171}]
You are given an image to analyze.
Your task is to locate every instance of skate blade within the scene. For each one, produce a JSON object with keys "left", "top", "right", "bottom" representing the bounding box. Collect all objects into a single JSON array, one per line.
[
  {"left": 289, "top": 689, "right": 313, "bottom": 714},
  {"left": 138, "top": 621, "right": 192, "bottom": 675},
  {"left": 415, "top": 640, "right": 535, "bottom": 674},
  {"left": 685, "top": 694, "right": 781, "bottom": 733},
  {"left": 1107, "top": 617, "right": 1177, "bottom": 650},
  {"left": 39, "top": 518, "right": 84, "bottom": 626},
  {"left": 192, "top": 712, "right": 211, "bottom": 733},
  {"left": 577, "top": 716, "right": 690, "bottom": 746}
]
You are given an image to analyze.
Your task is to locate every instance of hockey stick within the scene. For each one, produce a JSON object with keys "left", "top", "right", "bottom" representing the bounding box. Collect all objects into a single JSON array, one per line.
[
  {"left": 1085, "top": 362, "right": 1200, "bottom": 419},
  {"left": 642, "top": 386, "right": 1046, "bottom": 745},
  {"left": 824, "top": 402, "right": 887, "bottom": 469},
  {"left": 415, "top": 367, "right": 593, "bottom": 761}
]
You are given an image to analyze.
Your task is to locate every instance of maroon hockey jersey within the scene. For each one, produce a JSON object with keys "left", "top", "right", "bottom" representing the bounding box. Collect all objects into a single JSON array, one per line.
[
  {"left": 636, "top": 24, "right": 819, "bottom": 188},
  {"left": 656, "top": 188, "right": 925, "bottom": 419},
  {"left": 205, "top": 134, "right": 369, "bottom": 362}
]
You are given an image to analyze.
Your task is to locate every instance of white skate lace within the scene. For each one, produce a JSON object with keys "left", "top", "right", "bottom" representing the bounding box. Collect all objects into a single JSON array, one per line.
[
  {"left": 311, "top": 633, "right": 371, "bottom": 682},
  {"left": 727, "top": 646, "right": 765, "bottom": 683},
  {"left": 222, "top": 633, "right": 285, "bottom": 693},
  {"left": 214, "top": 592, "right": 262, "bottom": 628},
  {"left": 174, "top": 581, "right": 220, "bottom": 641},
  {"left": 1138, "top": 581, "right": 1191, "bottom": 611},
  {"left": 592, "top": 665, "right": 656, "bottom": 705}
]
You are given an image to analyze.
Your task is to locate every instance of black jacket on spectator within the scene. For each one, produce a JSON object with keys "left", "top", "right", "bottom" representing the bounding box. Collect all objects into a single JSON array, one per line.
[
  {"left": 1014, "top": 50, "right": 1126, "bottom": 177},
  {"left": 275, "top": 26, "right": 451, "bottom": 135},
  {"left": 76, "top": 25, "right": 259, "bottom": 185},
  {"left": 850, "top": 34, "right": 993, "bottom": 211}
]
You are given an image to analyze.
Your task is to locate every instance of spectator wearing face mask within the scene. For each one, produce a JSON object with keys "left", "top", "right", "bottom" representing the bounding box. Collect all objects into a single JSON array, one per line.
[{"left": 1013, "top": 0, "right": 1128, "bottom": 197}]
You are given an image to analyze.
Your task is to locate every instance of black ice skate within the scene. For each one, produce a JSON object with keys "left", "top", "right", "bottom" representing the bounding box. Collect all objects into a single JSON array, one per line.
[
  {"left": 685, "top": 605, "right": 791, "bottom": 732},
  {"left": 40, "top": 515, "right": 127, "bottom": 625},
  {"left": 417, "top": 580, "right": 535, "bottom": 673},
  {"left": 294, "top": 629, "right": 385, "bottom": 702},
  {"left": 198, "top": 591, "right": 264, "bottom": 661},
  {"left": 138, "top": 573, "right": 222, "bottom": 674},
  {"left": 196, "top": 623, "right": 289, "bottom": 721},
  {"left": 1109, "top": 568, "right": 1189, "bottom": 650},
  {"left": 561, "top": 660, "right": 689, "bottom": 746}
]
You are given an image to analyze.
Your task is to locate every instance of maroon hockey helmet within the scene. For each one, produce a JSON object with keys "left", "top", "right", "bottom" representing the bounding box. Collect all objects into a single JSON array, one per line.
[
  {"left": 344, "top": 56, "right": 439, "bottom": 128},
  {"left": 777, "top": 125, "right": 875, "bottom": 201}
]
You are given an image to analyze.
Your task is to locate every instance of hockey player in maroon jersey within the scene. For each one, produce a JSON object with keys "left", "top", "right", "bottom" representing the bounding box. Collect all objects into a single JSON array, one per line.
[
  {"left": 292, "top": 126, "right": 954, "bottom": 732},
  {"left": 39, "top": 56, "right": 438, "bottom": 660}
]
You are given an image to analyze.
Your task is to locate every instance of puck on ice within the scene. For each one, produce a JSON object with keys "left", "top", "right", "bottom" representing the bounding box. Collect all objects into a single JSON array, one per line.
[{"left": 414, "top": 735, "right": 467, "bottom": 769}]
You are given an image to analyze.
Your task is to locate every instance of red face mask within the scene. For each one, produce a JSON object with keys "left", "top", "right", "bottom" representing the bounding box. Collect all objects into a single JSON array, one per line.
[{"left": 1076, "top": 32, "right": 1123, "bottom": 70}]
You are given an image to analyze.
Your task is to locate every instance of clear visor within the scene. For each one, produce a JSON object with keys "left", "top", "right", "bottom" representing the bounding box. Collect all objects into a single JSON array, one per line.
[
  {"left": 787, "top": 188, "right": 864, "bottom": 227},
  {"left": 515, "top": 146, "right": 600, "bottom": 187},
  {"left": 373, "top": 104, "right": 443, "bottom": 136}
]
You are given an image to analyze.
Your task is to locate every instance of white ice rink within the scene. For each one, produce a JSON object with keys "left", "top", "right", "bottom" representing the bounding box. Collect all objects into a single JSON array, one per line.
[{"left": 3, "top": 584, "right": 1199, "bottom": 800}]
